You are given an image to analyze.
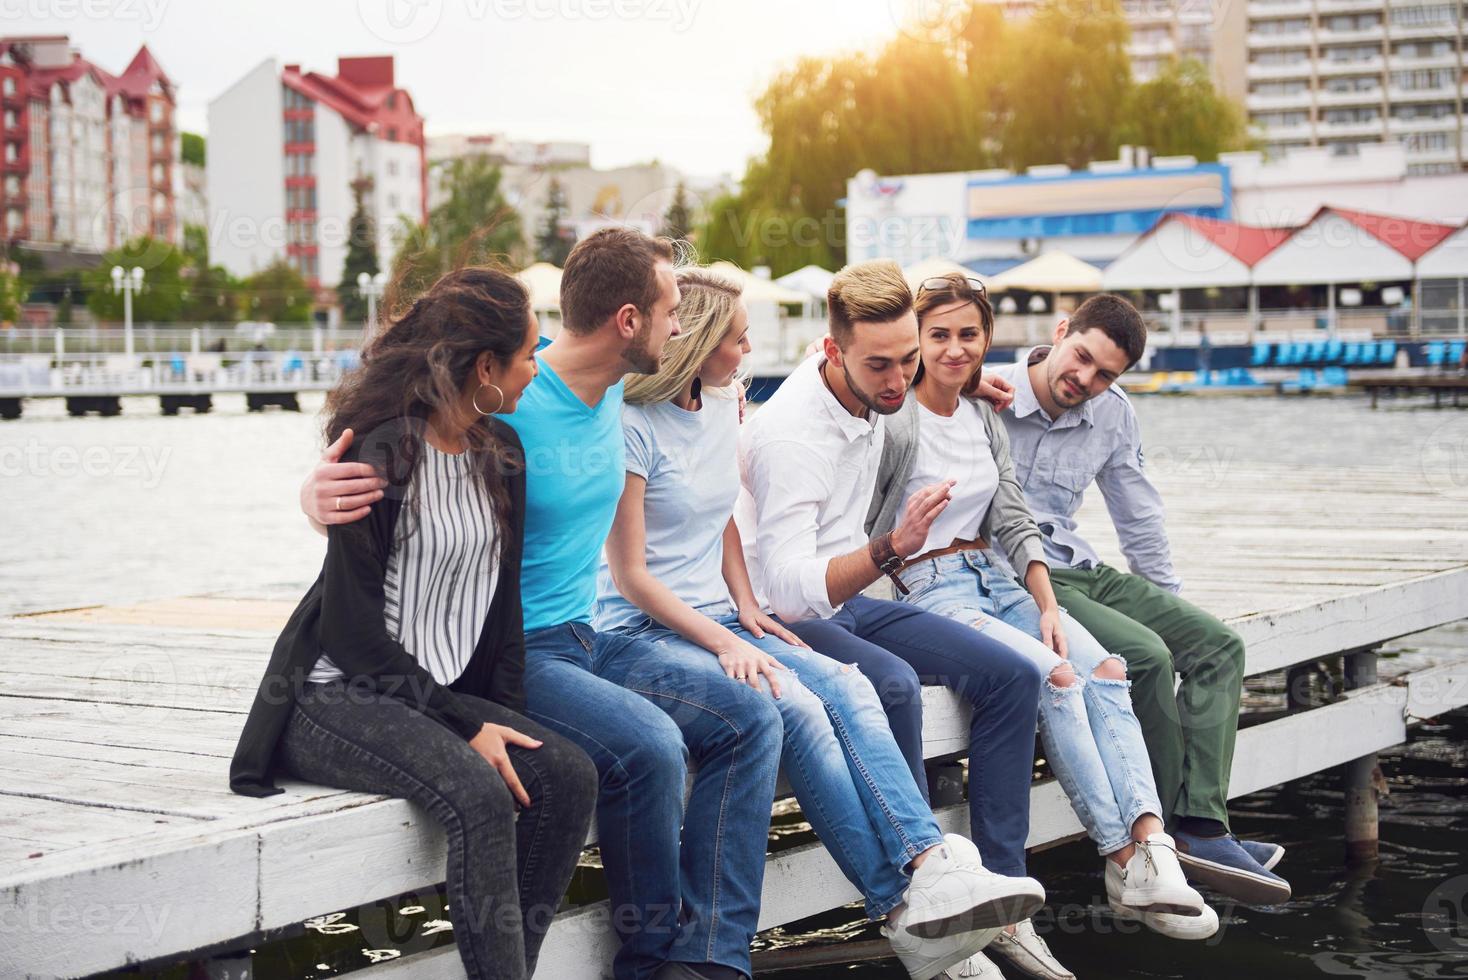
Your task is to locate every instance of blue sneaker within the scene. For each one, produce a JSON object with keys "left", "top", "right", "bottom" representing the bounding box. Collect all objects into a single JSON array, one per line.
[
  {"left": 1238, "top": 838, "right": 1285, "bottom": 872},
  {"left": 1173, "top": 831, "right": 1292, "bottom": 905}
]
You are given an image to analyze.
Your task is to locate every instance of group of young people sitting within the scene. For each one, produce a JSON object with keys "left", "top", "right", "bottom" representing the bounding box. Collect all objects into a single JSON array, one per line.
[{"left": 230, "top": 227, "right": 1289, "bottom": 980}]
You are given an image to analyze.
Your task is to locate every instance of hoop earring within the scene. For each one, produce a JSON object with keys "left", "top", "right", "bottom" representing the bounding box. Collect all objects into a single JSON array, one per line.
[{"left": 473, "top": 383, "right": 505, "bottom": 416}]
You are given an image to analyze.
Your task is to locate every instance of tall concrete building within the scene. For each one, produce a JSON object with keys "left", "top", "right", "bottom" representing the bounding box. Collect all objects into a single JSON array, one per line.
[
  {"left": 1244, "top": 0, "right": 1466, "bottom": 174},
  {"left": 207, "top": 55, "right": 426, "bottom": 288}
]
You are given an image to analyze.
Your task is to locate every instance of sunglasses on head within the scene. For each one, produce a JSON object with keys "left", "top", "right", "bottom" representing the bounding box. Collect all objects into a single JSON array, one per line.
[{"left": 917, "top": 275, "right": 988, "bottom": 300}]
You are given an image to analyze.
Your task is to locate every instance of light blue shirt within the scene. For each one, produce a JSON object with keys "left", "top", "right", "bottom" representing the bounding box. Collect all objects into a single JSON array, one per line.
[
  {"left": 991, "top": 348, "right": 1182, "bottom": 594},
  {"left": 497, "top": 339, "right": 627, "bottom": 631},
  {"left": 592, "top": 394, "right": 741, "bottom": 632}
]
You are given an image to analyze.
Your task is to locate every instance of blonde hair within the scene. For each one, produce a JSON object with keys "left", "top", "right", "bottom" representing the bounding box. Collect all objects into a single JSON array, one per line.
[
  {"left": 828, "top": 259, "right": 913, "bottom": 347},
  {"left": 623, "top": 266, "right": 746, "bottom": 405}
]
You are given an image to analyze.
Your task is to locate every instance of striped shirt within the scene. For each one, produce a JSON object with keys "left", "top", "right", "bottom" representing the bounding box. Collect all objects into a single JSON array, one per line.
[{"left": 309, "top": 442, "right": 500, "bottom": 686}]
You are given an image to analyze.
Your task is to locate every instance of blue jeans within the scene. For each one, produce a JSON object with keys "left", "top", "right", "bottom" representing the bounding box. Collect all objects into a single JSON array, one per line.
[
  {"left": 898, "top": 551, "right": 1164, "bottom": 856},
  {"left": 614, "top": 606, "right": 946, "bottom": 919},
  {"left": 785, "top": 594, "right": 1042, "bottom": 878},
  {"left": 524, "top": 621, "right": 783, "bottom": 979}
]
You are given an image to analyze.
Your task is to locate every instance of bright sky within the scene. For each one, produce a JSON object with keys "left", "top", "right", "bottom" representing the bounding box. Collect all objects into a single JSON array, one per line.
[{"left": 11, "top": 0, "right": 924, "bottom": 180}]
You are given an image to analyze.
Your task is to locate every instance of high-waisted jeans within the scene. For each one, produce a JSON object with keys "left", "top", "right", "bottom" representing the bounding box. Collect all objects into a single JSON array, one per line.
[
  {"left": 898, "top": 550, "right": 1164, "bottom": 856},
  {"left": 277, "top": 681, "right": 598, "bottom": 980}
]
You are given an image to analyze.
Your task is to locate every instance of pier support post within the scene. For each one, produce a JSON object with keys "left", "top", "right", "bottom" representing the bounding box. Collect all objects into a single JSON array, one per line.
[{"left": 1342, "top": 648, "right": 1381, "bottom": 865}]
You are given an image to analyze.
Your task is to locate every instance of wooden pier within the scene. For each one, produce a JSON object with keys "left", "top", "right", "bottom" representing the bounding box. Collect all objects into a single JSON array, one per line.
[
  {"left": 1351, "top": 372, "right": 1468, "bottom": 409},
  {"left": 3, "top": 459, "right": 1468, "bottom": 979}
]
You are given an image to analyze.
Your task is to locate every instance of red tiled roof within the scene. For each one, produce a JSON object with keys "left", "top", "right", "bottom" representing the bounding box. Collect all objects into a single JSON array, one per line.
[
  {"left": 281, "top": 57, "right": 423, "bottom": 144},
  {"left": 1163, "top": 214, "right": 1294, "bottom": 267},
  {"left": 111, "top": 43, "right": 171, "bottom": 99},
  {"left": 1315, "top": 205, "right": 1459, "bottom": 262}
]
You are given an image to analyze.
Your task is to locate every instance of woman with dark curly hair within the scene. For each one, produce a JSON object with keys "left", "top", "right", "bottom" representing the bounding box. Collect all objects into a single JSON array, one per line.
[{"left": 229, "top": 265, "right": 597, "bottom": 980}]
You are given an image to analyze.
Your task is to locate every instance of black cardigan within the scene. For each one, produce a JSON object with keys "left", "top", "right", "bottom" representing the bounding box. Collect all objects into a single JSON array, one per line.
[{"left": 229, "top": 417, "right": 527, "bottom": 797}]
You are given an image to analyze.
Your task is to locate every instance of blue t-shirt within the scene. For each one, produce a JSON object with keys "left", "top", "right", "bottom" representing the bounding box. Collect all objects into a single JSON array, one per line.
[
  {"left": 498, "top": 339, "right": 626, "bottom": 632},
  {"left": 592, "top": 395, "right": 741, "bottom": 633}
]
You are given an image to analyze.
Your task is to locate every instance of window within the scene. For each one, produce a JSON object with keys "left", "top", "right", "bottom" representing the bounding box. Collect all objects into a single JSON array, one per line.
[
  {"left": 1324, "top": 107, "right": 1380, "bottom": 124},
  {"left": 1322, "top": 44, "right": 1379, "bottom": 62},
  {"left": 1391, "top": 68, "right": 1454, "bottom": 90},
  {"left": 1391, "top": 4, "right": 1452, "bottom": 26},
  {"left": 1324, "top": 74, "right": 1380, "bottom": 93},
  {"left": 387, "top": 92, "right": 396, "bottom": 109},
  {"left": 387, "top": 192, "right": 399, "bottom": 210},
  {"left": 150, "top": 99, "right": 164, "bottom": 123},
  {"left": 1252, "top": 48, "right": 1308, "bottom": 66},
  {"left": 4, "top": 142, "right": 16, "bottom": 162},
  {"left": 1251, "top": 80, "right": 1309, "bottom": 95},
  {"left": 386, "top": 127, "right": 397, "bottom": 141},
  {"left": 1391, "top": 101, "right": 1454, "bottom": 120},
  {"left": 1393, "top": 39, "right": 1452, "bottom": 57},
  {"left": 1404, "top": 131, "right": 1451, "bottom": 151},
  {"left": 1322, "top": 13, "right": 1380, "bottom": 31},
  {"left": 2, "top": 77, "right": 14, "bottom": 96},
  {"left": 1253, "top": 110, "right": 1309, "bottom": 127},
  {"left": 1326, "top": 140, "right": 1363, "bottom": 156},
  {"left": 386, "top": 159, "right": 398, "bottom": 176},
  {"left": 1253, "top": 17, "right": 1309, "bottom": 34}
]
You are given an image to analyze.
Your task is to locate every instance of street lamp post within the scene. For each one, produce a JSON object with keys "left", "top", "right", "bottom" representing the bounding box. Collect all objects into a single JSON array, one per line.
[
  {"left": 357, "top": 271, "right": 388, "bottom": 336},
  {"left": 110, "top": 265, "right": 145, "bottom": 358}
]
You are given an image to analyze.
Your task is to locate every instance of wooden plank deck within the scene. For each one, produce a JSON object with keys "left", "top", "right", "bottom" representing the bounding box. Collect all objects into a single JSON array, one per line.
[{"left": 3, "top": 459, "right": 1468, "bottom": 979}]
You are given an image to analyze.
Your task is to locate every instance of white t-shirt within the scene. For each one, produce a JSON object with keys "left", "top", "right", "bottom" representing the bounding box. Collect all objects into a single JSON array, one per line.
[
  {"left": 592, "top": 394, "right": 741, "bottom": 632},
  {"left": 900, "top": 398, "right": 999, "bottom": 556}
]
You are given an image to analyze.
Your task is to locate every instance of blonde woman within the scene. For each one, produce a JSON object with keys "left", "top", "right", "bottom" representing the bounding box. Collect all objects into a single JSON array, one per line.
[{"left": 592, "top": 268, "right": 1046, "bottom": 980}]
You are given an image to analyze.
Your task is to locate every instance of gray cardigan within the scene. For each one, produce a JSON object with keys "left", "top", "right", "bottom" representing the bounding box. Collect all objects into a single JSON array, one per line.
[{"left": 865, "top": 395, "right": 1048, "bottom": 576}]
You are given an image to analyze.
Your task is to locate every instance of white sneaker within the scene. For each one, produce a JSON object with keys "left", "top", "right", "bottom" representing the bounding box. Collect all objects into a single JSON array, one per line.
[
  {"left": 1109, "top": 897, "right": 1221, "bottom": 941},
  {"left": 1106, "top": 833, "right": 1205, "bottom": 916},
  {"left": 883, "top": 918, "right": 997, "bottom": 980},
  {"left": 902, "top": 834, "right": 1047, "bottom": 939},
  {"left": 944, "top": 949, "right": 1004, "bottom": 979},
  {"left": 986, "top": 919, "right": 1075, "bottom": 979}
]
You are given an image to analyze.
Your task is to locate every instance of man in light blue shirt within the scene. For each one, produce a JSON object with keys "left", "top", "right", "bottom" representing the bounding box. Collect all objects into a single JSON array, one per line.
[{"left": 985, "top": 294, "right": 1291, "bottom": 908}]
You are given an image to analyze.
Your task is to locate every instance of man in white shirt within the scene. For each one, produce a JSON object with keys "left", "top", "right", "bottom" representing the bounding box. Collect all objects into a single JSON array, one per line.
[{"left": 735, "top": 259, "right": 1047, "bottom": 890}]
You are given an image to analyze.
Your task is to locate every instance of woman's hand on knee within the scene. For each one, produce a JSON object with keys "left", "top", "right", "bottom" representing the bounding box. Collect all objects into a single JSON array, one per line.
[
  {"left": 468, "top": 723, "right": 542, "bottom": 808},
  {"left": 738, "top": 606, "right": 809, "bottom": 649},
  {"left": 1038, "top": 606, "right": 1069, "bottom": 659},
  {"left": 715, "top": 640, "right": 787, "bottom": 700}
]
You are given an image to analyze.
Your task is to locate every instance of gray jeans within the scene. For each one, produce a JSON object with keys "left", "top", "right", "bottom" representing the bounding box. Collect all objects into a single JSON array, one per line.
[{"left": 278, "top": 681, "right": 598, "bottom": 980}]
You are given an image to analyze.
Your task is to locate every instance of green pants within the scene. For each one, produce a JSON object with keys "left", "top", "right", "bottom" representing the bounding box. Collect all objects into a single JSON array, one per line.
[{"left": 1049, "top": 563, "right": 1244, "bottom": 829}]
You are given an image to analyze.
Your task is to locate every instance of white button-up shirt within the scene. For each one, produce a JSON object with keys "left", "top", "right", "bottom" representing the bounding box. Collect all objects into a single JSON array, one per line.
[
  {"left": 991, "top": 349, "right": 1182, "bottom": 594},
  {"left": 735, "top": 354, "right": 884, "bottom": 622}
]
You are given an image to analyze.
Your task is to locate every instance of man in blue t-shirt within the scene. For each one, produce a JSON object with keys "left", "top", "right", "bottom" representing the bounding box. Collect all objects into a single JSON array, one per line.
[{"left": 303, "top": 229, "right": 784, "bottom": 980}]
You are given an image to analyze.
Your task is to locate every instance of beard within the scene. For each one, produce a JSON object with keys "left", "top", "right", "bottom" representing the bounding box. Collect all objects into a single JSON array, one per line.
[
  {"left": 623, "top": 319, "right": 660, "bottom": 375},
  {"left": 1047, "top": 360, "right": 1089, "bottom": 408},
  {"left": 843, "top": 360, "right": 906, "bottom": 416}
]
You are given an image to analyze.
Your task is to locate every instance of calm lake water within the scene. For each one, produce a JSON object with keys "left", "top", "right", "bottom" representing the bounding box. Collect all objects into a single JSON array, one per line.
[{"left": 4, "top": 390, "right": 1465, "bottom": 979}]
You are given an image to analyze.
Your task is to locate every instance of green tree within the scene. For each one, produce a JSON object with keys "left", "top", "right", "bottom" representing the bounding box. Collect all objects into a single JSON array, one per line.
[
  {"left": 84, "top": 237, "right": 187, "bottom": 322},
  {"left": 392, "top": 156, "right": 523, "bottom": 301},
  {"left": 660, "top": 182, "right": 693, "bottom": 243},
  {"left": 180, "top": 131, "right": 205, "bottom": 167},
  {"left": 241, "top": 259, "right": 313, "bottom": 323},
  {"left": 0, "top": 261, "right": 23, "bottom": 324},
  {"left": 337, "top": 176, "right": 381, "bottom": 322},
  {"left": 1120, "top": 58, "right": 1253, "bottom": 161},
  {"left": 534, "top": 177, "right": 573, "bottom": 266}
]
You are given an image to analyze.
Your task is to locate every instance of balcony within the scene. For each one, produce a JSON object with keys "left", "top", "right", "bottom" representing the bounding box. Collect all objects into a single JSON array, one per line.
[
  {"left": 1387, "top": 113, "right": 1460, "bottom": 133},
  {"left": 1248, "top": 0, "right": 1312, "bottom": 17},
  {"left": 1317, "top": 56, "right": 1386, "bottom": 75},
  {"left": 1248, "top": 90, "right": 1315, "bottom": 110},
  {"left": 1388, "top": 84, "right": 1461, "bottom": 102},
  {"left": 1388, "top": 19, "right": 1464, "bottom": 41},
  {"left": 1317, "top": 86, "right": 1386, "bottom": 105},
  {"left": 1389, "top": 50, "right": 1460, "bottom": 71},
  {"left": 1247, "top": 59, "right": 1314, "bottom": 80},
  {"left": 1249, "top": 29, "right": 1314, "bottom": 48},
  {"left": 1403, "top": 142, "right": 1461, "bottom": 164},
  {"left": 1317, "top": 0, "right": 1390, "bottom": 13},
  {"left": 1251, "top": 119, "right": 1316, "bottom": 141},
  {"left": 1315, "top": 26, "right": 1388, "bottom": 45},
  {"left": 1319, "top": 117, "right": 1389, "bottom": 137},
  {"left": 1130, "top": 37, "right": 1179, "bottom": 58}
]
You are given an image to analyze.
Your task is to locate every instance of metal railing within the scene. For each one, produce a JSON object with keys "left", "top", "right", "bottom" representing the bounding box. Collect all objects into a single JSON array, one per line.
[
  {"left": 0, "top": 350, "right": 360, "bottom": 397},
  {"left": 0, "top": 323, "right": 367, "bottom": 356}
]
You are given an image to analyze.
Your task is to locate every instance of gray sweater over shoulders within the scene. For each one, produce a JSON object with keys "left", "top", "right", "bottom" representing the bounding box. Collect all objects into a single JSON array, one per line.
[{"left": 864, "top": 394, "right": 1048, "bottom": 576}]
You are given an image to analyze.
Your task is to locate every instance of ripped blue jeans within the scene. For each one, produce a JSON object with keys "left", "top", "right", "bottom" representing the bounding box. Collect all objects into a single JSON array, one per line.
[
  {"left": 610, "top": 604, "right": 945, "bottom": 918},
  {"left": 898, "top": 550, "right": 1163, "bottom": 856}
]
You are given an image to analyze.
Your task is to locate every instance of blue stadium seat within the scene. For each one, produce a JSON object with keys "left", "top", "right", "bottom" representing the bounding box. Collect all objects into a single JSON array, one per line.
[
  {"left": 1250, "top": 342, "right": 1272, "bottom": 366},
  {"left": 1377, "top": 341, "right": 1398, "bottom": 365},
  {"left": 1426, "top": 341, "right": 1447, "bottom": 366},
  {"left": 1449, "top": 340, "right": 1466, "bottom": 368}
]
